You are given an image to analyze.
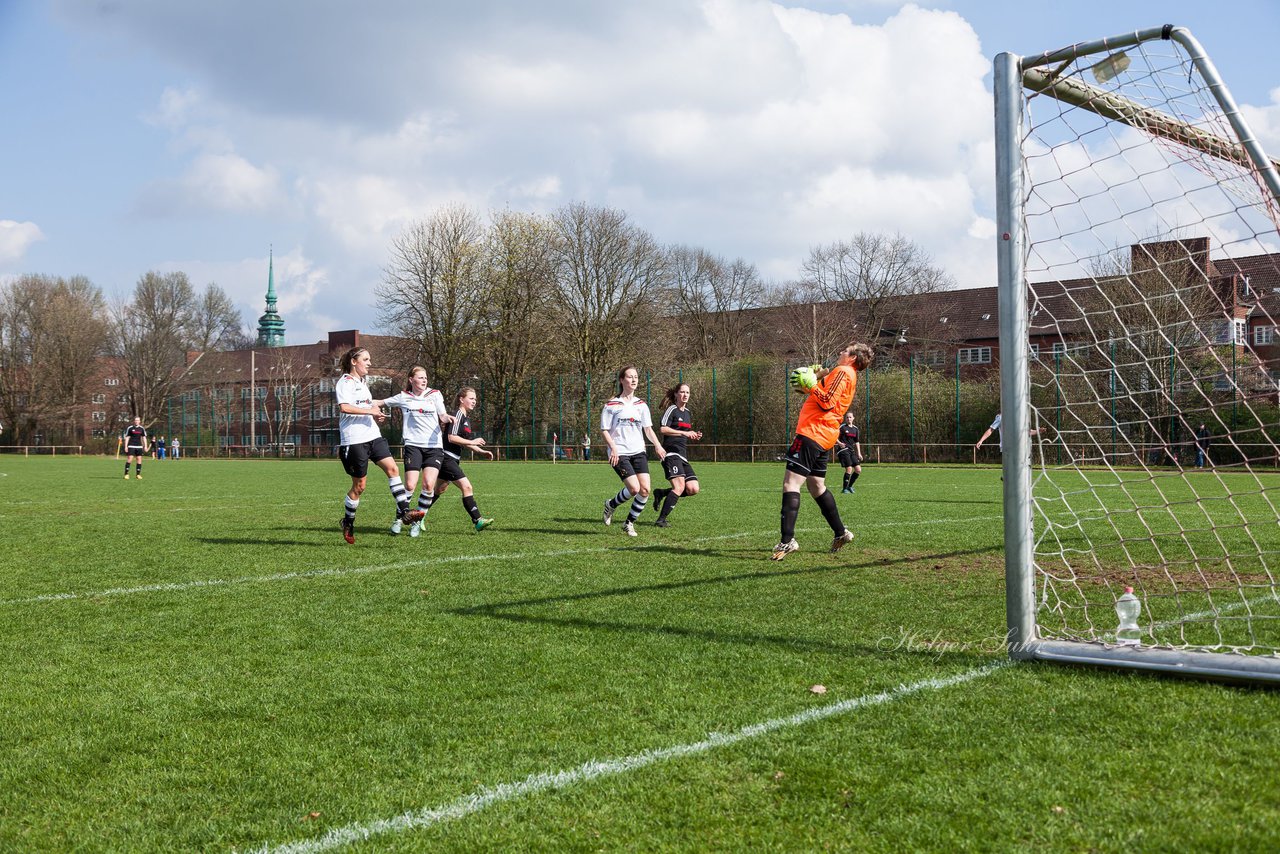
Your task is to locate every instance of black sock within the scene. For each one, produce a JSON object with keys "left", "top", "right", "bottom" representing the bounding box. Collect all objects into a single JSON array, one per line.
[
  {"left": 815, "top": 489, "right": 845, "bottom": 534},
  {"left": 462, "top": 494, "right": 482, "bottom": 522},
  {"left": 780, "top": 491, "right": 801, "bottom": 542},
  {"left": 659, "top": 490, "right": 679, "bottom": 520},
  {"left": 842, "top": 472, "right": 851, "bottom": 490},
  {"left": 849, "top": 471, "right": 860, "bottom": 486}
]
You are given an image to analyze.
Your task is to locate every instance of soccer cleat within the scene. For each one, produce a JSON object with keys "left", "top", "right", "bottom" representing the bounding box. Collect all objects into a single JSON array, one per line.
[
  {"left": 390, "top": 518, "right": 403, "bottom": 535},
  {"left": 651, "top": 488, "right": 666, "bottom": 510},
  {"left": 474, "top": 517, "right": 493, "bottom": 532},
  {"left": 655, "top": 518, "right": 671, "bottom": 528},
  {"left": 400, "top": 508, "right": 426, "bottom": 525},
  {"left": 135, "top": 474, "right": 142, "bottom": 480},
  {"left": 771, "top": 539, "right": 799, "bottom": 561},
  {"left": 341, "top": 517, "right": 355, "bottom": 545},
  {"left": 602, "top": 500, "right": 615, "bottom": 526},
  {"left": 409, "top": 521, "right": 422, "bottom": 538},
  {"left": 622, "top": 521, "right": 637, "bottom": 537},
  {"left": 830, "top": 529, "right": 854, "bottom": 553},
  {"left": 124, "top": 474, "right": 130, "bottom": 480}
]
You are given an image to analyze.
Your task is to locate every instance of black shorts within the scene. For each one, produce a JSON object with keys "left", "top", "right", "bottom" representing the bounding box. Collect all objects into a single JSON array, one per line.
[
  {"left": 404, "top": 445, "right": 445, "bottom": 472},
  {"left": 437, "top": 455, "right": 467, "bottom": 483},
  {"left": 340, "top": 437, "right": 393, "bottom": 478},
  {"left": 837, "top": 447, "right": 861, "bottom": 468},
  {"left": 784, "top": 434, "right": 830, "bottom": 478},
  {"left": 662, "top": 455, "right": 697, "bottom": 482},
  {"left": 612, "top": 452, "right": 650, "bottom": 479},
  {"left": 126, "top": 446, "right": 145, "bottom": 457}
]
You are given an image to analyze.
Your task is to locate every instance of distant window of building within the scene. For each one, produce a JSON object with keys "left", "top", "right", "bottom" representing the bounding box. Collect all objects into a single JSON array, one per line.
[
  {"left": 1235, "top": 318, "right": 1247, "bottom": 343},
  {"left": 958, "top": 347, "right": 992, "bottom": 365},
  {"left": 1029, "top": 344, "right": 1040, "bottom": 359},
  {"left": 92, "top": 393, "right": 106, "bottom": 404},
  {"left": 91, "top": 411, "right": 106, "bottom": 422},
  {"left": 1255, "top": 325, "right": 1275, "bottom": 346}
]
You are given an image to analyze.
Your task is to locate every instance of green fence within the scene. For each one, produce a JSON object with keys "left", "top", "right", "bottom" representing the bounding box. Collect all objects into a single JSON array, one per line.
[{"left": 142, "top": 353, "right": 1269, "bottom": 466}]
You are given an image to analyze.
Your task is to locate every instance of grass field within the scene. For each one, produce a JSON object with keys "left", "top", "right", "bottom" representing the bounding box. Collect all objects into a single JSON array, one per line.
[{"left": 1, "top": 455, "right": 1277, "bottom": 852}]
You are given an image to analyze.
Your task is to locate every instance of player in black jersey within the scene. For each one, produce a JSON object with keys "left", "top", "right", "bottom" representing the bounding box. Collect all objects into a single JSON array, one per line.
[
  {"left": 652, "top": 383, "right": 702, "bottom": 527},
  {"left": 835, "top": 411, "right": 862, "bottom": 494},
  {"left": 121, "top": 417, "right": 149, "bottom": 480},
  {"left": 421, "top": 386, "right": 495, "bottom": 531}
]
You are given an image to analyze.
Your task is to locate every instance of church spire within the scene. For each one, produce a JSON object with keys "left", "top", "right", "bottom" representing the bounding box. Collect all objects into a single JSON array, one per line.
[{"left": 255, "top": 246, "right": 286, "bottom": 347}]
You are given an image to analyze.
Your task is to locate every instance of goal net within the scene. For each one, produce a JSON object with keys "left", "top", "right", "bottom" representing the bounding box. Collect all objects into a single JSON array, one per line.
[{"left": 994, "top": 26, "right": 1280, "bottom": 682}]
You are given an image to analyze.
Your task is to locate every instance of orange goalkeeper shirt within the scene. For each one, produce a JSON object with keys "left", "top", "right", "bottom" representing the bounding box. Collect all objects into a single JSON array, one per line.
[{"left": 795, "top": 364, "right": 858, "bottom": 450}]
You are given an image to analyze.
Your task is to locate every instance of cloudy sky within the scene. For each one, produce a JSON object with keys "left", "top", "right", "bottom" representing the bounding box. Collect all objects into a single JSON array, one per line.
[{"left": 3, "top": 0, "right": 1279, "bottom": 345}]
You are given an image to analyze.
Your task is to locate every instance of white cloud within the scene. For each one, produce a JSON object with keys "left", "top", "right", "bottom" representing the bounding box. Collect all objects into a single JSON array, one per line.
[
  {"left": 138, "top": 152, "right": 282, "bottom": 216},
  {"left": 50, "top": 0, "right": 1010, "bottom": 325},
  {"left": 0, "top": 220, "right": 45, "bottom": 265}
]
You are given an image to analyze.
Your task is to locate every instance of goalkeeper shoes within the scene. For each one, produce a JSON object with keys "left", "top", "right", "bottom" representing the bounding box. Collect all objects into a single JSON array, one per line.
[
  {"left": 771, "top": 539, "right": 799, "bottom": 561},
  {"left": 830, "top": 529, "right": 854, "bottom": 553}
]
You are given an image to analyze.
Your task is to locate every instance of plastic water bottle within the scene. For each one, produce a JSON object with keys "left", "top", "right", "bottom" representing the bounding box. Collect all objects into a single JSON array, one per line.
[{"left": 1115, "top": 587, "right": 1142, "bottom": 646}]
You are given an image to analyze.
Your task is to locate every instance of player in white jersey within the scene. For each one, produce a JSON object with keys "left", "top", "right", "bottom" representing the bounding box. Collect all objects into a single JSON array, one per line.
[
  {"left": 600, "top": 366, "right": 666, "bottom": 538},
  {"left": 334, "top": 347, "right": 425, "bottom": 544},
  {"left": 378, "top": 365, "right": 450, "bottom": 537}
]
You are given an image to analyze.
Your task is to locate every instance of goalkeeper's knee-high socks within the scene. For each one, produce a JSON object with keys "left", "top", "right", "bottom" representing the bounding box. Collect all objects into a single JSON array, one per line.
[
  {"left": 815, "top": 489, "right": 845, "bottom": 534},
  {"left": 780, "top": 491, "right": 801, "bottom": 542}
]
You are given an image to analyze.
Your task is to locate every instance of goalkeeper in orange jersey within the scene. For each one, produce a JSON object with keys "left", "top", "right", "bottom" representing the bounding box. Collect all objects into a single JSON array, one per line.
[{"left": 771, "top": 342, "right": 875, "bottom": 561}]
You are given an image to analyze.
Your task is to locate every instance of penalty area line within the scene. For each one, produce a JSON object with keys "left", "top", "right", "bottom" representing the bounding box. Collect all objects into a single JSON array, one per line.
[{"left": 254, "top": 660, "right": 1008, "bottom": 854}]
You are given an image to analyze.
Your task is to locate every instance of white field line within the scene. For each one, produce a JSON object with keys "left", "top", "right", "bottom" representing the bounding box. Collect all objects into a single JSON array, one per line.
[
  {"left": 254, "top": 661, "right": 1008, "bottom": 854},
  {"left": 0, "top": 515, "right": 1001, "bottom": 608}
]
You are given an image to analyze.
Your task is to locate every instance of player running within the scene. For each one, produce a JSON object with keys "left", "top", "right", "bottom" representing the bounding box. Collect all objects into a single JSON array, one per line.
[
  {"left": 772, "top": 343, "right": 874, "bottom": 561},
  {"left": 334, "top": 347, "right": 425, "bottom": 544},
  {"left": 416, "top": 386, "right": 495, "bottom": 531},
  {"left": 378, "top": 366, "right": 451, "bottom": 537},
  {"left": 122, "top": 416, "right": 148, "bottom": 480},
  {"left": 835, "top": 412, "right": 863, "bottom": 494},
  {"left": 600, "top": 366, "right": 666, "bottom": 537},
  {"left": 651, "top": 382, "right": 701, "bottom": 528}
]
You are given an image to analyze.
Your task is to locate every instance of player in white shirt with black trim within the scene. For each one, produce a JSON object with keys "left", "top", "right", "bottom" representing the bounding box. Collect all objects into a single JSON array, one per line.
[
  {"left": 600, "top": 366, "right": 666, "bottom": 537},
  {"left": 378, "top": 365, "right": 450, "bottom": 538},
  {"left": 334, "top": 347, "right": 425, "bottom": 544}
]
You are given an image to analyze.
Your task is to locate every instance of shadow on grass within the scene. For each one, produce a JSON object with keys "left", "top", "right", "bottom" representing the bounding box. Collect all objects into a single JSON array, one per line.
[
  {"left": 447, "top": 546, "right": 1002, "bottom": 663},
  {"left": 195, "top": 536, "right": 333, "bottom": 546},
  {"left": 904, "top": 498, "right": 999, "bottom": 505}
]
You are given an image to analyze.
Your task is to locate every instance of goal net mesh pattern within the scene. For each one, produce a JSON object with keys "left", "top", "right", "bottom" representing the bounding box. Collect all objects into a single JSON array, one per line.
[{"left": 1018, "top": 35, "right": 1280, "bottom": 655}]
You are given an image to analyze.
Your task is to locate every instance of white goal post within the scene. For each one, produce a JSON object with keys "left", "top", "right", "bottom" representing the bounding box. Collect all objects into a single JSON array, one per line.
[{"left": 995, "top": 25, "right": 1280, "bottom": 682}]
